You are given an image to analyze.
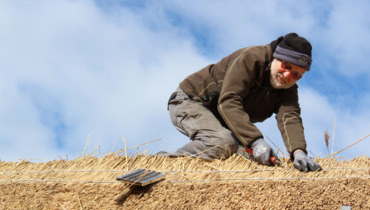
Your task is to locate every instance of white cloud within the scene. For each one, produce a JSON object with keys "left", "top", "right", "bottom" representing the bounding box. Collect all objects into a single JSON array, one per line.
[
  {"left": 313, "top": 0, "right": 370, "bottom": 77},
  {"left": 299, "top": 87, "right": 369, "bottom": 158},
  {"left": 0, "top": 0, "right": 208, "bottom": 161},
  {"left": 158, "top": 1, "right": 319, "bottom": 55}
]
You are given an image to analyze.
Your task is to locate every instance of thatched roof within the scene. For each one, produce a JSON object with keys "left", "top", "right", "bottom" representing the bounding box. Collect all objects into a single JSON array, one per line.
[{"left": 1, "top": 154, "right": 369, "bottom": 209}]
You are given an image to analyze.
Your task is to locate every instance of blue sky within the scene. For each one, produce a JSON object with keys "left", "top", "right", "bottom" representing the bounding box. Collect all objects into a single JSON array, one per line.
[{"left": 0, "top": 0, "right": 369, "bottom": 162}]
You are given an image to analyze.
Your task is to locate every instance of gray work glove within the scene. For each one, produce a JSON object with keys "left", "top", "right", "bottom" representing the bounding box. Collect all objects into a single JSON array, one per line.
[
  {"left": 293, "top": 150, "right": 322, "bottom": 172},
  {"left": 251, "top": 138, "right": 277, "bottom": 165}
]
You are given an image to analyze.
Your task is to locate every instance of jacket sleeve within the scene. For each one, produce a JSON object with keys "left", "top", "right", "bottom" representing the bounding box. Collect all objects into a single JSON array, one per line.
[
  {"left": 275, "top": 86, "right": 307, "bottom": 159},
  {"left": 217, "top": 52, "right": 264, "bottom": 147}
]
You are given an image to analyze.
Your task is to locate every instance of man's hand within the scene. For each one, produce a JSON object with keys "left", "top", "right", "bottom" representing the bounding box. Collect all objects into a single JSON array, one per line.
[
  {"left": 293, "top": 150, "right": 322, "bottom": 172},
  {"left": 251, "top": 138, "right": 277, "bottom": 165}
]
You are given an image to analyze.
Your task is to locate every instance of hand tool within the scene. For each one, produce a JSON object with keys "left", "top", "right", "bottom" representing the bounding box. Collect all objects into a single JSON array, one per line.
[
  {"left": 114, "top": 169, "right": 165, "bottom": 202},
  {"left": 245, "top": 148, "right": 281, "bottom": 166}
]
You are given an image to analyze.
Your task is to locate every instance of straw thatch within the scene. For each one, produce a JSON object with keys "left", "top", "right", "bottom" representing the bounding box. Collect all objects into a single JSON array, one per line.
[{"left": 1, "top": 154, "right": 369, "bottom": 209}]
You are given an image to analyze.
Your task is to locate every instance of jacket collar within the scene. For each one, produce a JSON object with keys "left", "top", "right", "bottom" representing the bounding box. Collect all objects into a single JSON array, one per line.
[{"left": 265, "top": 44, "right": 273, "bottom": 61}]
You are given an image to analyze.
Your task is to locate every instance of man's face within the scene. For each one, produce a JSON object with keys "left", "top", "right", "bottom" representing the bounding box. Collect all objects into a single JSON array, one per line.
[{"left": 270, "top": 59, "right": 307, "bottom": 89}]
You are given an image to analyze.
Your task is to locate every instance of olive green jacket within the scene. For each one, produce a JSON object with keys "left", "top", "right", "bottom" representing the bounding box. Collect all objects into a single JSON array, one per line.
[{"left": 179, "top": 44, "right": 307, "bottom": 158}]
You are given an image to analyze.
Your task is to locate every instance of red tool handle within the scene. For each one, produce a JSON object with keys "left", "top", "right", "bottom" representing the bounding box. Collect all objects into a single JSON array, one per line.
[{"left": 246, "top": 148, "right": 280, "bottom": 165}]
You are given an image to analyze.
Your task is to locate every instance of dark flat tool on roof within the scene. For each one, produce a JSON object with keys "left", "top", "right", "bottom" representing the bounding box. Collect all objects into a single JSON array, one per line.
[{"left": 114, "top": 169, "right": 165, "bottom": 202}]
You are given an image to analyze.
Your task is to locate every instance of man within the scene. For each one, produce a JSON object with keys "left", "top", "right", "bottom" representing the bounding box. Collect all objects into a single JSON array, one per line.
[{"left": 162, "top": 33, "right": 321, "bottom": 172}]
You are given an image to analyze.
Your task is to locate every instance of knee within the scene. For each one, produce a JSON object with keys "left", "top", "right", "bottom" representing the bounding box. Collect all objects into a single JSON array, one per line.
[{"left": 214, "top": 130, "right": 239, "bottom": 157}]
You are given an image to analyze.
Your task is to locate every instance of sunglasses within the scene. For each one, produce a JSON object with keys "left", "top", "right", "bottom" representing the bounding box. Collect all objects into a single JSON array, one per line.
[{"left": 280, "top": 60, "right": 303, "bottom": 80}]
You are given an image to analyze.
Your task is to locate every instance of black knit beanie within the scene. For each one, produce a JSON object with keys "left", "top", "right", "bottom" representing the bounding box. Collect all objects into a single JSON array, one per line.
[{"left": 272, "top": 33, "right": 312, "bottom": 70}]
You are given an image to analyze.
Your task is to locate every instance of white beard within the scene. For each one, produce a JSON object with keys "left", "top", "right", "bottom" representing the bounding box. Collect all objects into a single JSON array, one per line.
[{"left": 270, "top": 73, "right": 294, "bottom": 89}]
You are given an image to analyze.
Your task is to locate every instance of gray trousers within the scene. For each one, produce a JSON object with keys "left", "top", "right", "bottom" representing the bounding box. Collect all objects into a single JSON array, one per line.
[{"left": 168, "top": 87, "right": 240, "bottom": 161}]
